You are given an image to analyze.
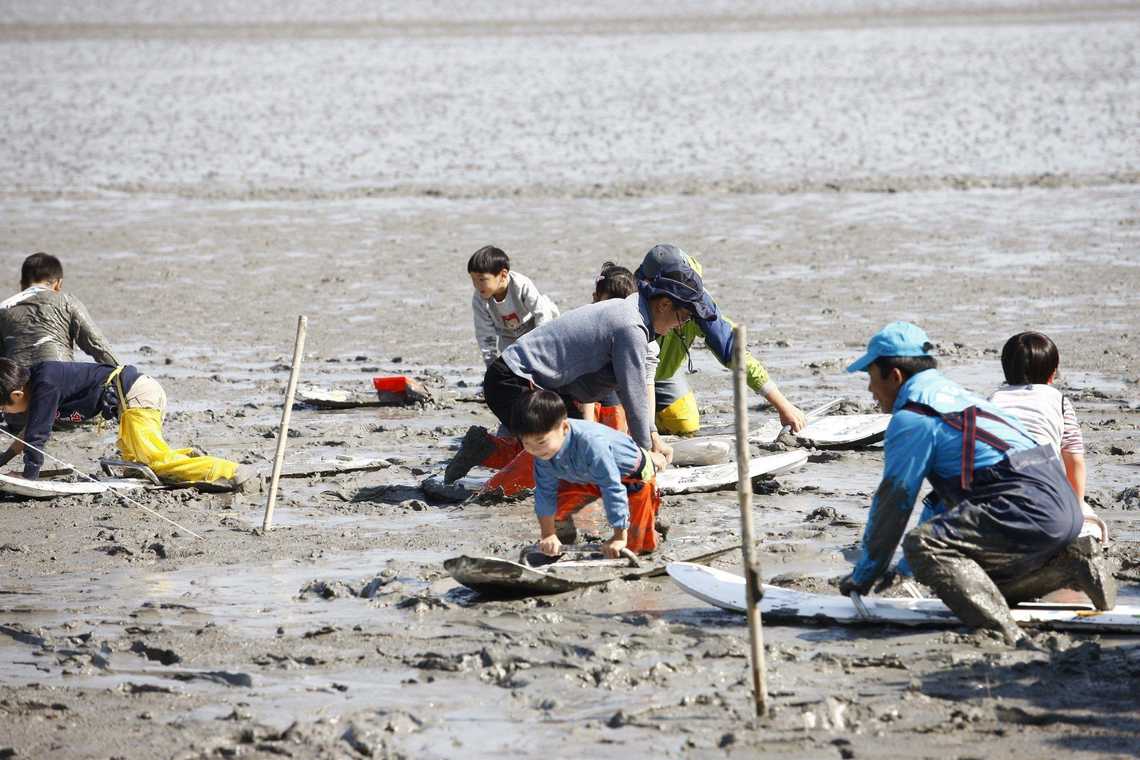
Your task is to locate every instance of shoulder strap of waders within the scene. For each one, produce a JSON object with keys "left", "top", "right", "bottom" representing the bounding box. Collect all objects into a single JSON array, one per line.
[
  {"left": 101, "top": 365, "right": 128, "bottom": 420},
  {"left": 901, "top": 401, "right": 1019, "bottom": 491}
]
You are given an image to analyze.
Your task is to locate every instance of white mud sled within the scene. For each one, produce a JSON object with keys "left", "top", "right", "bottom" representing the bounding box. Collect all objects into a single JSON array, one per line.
[{"left": 667, "top": 562, "right": 1140, "bottom": 633}]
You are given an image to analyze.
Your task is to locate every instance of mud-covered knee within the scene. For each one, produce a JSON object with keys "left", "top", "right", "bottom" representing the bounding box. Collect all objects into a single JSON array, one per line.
[{"left": 901, "top": 528, "right": 933, "bottom": 568}]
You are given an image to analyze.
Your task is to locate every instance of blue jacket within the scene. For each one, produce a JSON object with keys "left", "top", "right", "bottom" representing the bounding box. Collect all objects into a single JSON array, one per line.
[
  {"left": 533, "top": 420, "right": 645, "bottom": 529},
  {"left": 851, "top": 369, "right": 1037, "bottom": 586},
  {"left": 18, "top": 361, "right": 140, "bottom": 479}
]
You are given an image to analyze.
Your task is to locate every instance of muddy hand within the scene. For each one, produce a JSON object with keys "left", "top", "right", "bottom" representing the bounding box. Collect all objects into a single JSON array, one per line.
[
  {"left": 602, "top": 536, "right": 628, "bottom": 559},
  {"left": 778, "top": 402, "right": 807, "bottom": 433},
  {"left": 838, "top": 572, "right": 873, "bottom": 597},
  {"left": 538, "top": 534, "right": 562, "bottom": 557}
]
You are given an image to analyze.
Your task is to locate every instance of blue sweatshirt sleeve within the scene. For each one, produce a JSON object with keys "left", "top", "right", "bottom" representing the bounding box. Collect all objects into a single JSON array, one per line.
[
  {"left": 533, "top": 459, "right": 559, "bottom": 519},
  {"left": 587, "top": 446, "right": 630, "bottom": 529},
  {"left": 851, "top": 411, "right": 935, "bottom": 586},
  {"left": 21, "top": 383, "right": 62, "bottom": 480}
]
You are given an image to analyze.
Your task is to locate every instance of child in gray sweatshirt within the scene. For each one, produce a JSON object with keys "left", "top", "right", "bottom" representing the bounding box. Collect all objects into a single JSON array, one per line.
[{"left": 468, "top": 246, "right": 559, "bottom": 367}]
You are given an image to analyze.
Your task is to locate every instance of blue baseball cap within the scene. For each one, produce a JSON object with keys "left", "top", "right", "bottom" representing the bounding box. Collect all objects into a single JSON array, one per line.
[{"left": 846, "top": 321, "right": 934, "bottom": 373}]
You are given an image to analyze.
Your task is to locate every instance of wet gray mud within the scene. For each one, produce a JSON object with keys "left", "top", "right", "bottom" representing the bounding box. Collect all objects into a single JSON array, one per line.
[{"left": 2, "top": 1, "right": 1140, "bottom": 758}]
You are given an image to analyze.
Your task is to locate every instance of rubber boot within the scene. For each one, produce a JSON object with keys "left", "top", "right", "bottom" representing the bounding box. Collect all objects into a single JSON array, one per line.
[
  {"left": 1066, "top": 535, "right": 1117, "bottom": 611},
  {"left": 903, "top": 529, "right": 1025, "bottom": 644},
  {"left": 444, "top": 425, "right": 495, "bottom": 483},
  {"left": 999, "top": 535, "right": 1118, "bottom": 611}
]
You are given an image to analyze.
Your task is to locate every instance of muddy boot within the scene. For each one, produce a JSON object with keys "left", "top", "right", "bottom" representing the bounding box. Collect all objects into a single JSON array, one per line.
[
  {"left": 554, "top": 519, "right": 577, "bottom": 545},
  {"left": 903, "top": 528, "right": 1025, "bottom": 645},
  {"left": 232, "top": 465, "right": 265, "bottom": 495},
  {"left": 444, "top": 425, "right": 494, "bottom": 483},
  {"left": 1066, "top": 536, "right": 1117, "bottom": 611}
]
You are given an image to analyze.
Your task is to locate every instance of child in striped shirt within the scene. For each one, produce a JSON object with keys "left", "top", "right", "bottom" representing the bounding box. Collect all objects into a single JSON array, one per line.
[{"left": 990, "top": 331, "right": 1106, "bottom": 541}]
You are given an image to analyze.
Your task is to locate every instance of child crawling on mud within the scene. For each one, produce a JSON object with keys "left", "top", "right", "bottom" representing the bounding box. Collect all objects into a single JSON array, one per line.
[
  {"left": 0, "top": 357, "right": 258, "bottom": 492},
  {"left": 512, "top": 389, "right": 666, "bottom": 558}
]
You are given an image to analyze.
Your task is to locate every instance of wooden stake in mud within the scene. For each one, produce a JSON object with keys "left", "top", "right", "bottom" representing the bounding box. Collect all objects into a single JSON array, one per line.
[
  {"left": 732, "top": 324, "right": 769, "bottom": 717},
  {"left": 261, "top": 315, "right": 308, "bottom": 532}
]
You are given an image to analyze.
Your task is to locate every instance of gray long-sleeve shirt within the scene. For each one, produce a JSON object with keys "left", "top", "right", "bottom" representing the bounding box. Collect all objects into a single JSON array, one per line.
[
  {"left": 501, "top": 293, "right": 657, "bottom": 449},
  {"left": 0, "top": 286, "right": 119, "bottom": 366}
]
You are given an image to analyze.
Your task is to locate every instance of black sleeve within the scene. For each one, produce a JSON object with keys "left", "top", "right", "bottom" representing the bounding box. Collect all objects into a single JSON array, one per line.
[{"left": 21, "top": 383, "right": 62, "bottom": 480}]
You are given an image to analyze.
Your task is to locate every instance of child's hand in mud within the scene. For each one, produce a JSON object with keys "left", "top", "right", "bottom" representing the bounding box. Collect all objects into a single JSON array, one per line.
[
  {"left": 538, "top": 534, "right": 562, "bottom": 556},
  {"left": 602, "top": 530, "right": 628, "bottom": 559}
]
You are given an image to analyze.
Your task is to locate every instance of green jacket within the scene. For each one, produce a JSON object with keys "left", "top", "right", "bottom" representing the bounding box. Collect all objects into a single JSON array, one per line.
[
  {"left": 656, "top": 318, "right": 771, "bottom": 393},
  {"left": 654, "top": 255, "right": 772, "bottom": 393}
]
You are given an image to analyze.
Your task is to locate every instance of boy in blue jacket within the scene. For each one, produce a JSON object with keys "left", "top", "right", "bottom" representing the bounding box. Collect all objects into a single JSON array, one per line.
[{"left": 512, "top": 390, "right": 665, "bottom": 557}]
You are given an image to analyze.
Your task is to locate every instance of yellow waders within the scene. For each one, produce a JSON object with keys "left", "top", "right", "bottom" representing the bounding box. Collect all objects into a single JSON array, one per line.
[
  {"left": 107, "top": 368, "right": 239, "bottom": 484},
  {"left": 656, "top": 391, "right": 700, "bottom": 435}
]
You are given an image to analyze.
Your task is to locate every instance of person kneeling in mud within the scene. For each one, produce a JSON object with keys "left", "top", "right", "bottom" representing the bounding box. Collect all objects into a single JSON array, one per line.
[
  {"left": 513, "top": 390, "right": 666, "bottom": 557},
  {"left": 839, "top": 322, "right": 1115, "bottom": 645},
  {"left": 0, "top": 358, "right": 259, "bottom": 492}
]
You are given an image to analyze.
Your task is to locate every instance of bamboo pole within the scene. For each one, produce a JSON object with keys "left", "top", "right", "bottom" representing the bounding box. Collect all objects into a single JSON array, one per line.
[
  {"left": 261, "top": 315, "right": 307, "bottom": 532},
  {"left": 732, "top": 324, "right": 769, "bottom": 717}
]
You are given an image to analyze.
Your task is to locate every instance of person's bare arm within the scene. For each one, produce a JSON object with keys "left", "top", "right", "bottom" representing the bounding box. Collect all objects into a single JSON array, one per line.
[{"left": 1061, "top": 450, "right": 1086, "bottom": 503}]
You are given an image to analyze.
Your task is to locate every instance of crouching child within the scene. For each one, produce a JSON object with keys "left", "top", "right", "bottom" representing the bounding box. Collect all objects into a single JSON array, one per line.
[
  {"left": 0, "top": 358, "right": 257, "bottom": 491},
  {"left": 512, "top": 390, "right": 666, "bottom": 558}
]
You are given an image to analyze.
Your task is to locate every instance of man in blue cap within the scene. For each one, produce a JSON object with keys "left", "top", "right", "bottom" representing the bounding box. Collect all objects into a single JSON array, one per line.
[
  {"left": 840, "top": 321, "right": 1115, "bottom": 644},
  {"left": 635, "top": 244, "right": 805, "bottom": 435}
]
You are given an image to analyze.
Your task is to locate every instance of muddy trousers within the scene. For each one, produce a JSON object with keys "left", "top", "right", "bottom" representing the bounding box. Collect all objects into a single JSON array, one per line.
[
  {"left": 116, "top": 376, "right": 240, "bottom": 484},
  {"left": 554, "top": 476, "right": 662, "bottom": 554},
  {"left": 901, "top": 504, "right": 1087, "bottom": 643}
]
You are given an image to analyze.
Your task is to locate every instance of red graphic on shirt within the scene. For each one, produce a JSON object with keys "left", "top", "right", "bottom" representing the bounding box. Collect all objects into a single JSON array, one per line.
[{"left": 500, "top": 312, "right": 522, "bottom": 330}]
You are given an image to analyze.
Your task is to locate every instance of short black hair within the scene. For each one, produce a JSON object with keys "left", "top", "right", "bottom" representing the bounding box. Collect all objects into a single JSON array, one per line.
[
  {"left": 594, "top": 261, "right": 635, "bottom": 300},
  {"left": 1001, "top": 331, "right": 1059, "bottom": 385},
  {"left": 872, "top": 354, "right": 938, "bottom": 380},
  {"left": 21, "top": 252, "right": 63, "bottom": 289},
  {"left": 0, "top": 358, "right": 31, "bottom": 402},
  {"left": 467, "top": 245, "right": 510, "bottom": 275},
  {"left": 510, "top": 390, "right": 567, "bottom": 437}
]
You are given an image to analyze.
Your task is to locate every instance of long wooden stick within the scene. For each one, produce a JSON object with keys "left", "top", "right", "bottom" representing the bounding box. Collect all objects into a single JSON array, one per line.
[
  {"left": 261, "top": 315, "right": 307, "bottom": 532},
  {"left": 732, "top": 324, "right": 769, "bottom": 717}
]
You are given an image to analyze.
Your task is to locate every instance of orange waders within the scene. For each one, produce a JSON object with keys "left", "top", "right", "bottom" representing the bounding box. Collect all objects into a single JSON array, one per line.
[
  {"left": 484, "top": 404, "right": 626, "bottom": 496},
  {"left": 553, "top": 474, "right": 661, "bottom": 554}
]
